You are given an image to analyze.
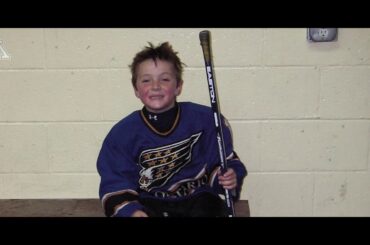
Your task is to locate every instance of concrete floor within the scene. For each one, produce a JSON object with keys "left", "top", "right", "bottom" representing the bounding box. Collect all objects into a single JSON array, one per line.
[{"left": 0, "top": 199, "right": 249, "bottom": 217}]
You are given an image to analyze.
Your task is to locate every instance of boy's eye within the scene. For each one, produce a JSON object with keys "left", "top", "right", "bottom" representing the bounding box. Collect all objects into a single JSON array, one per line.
[
  {"left": 141, "top": 79, "right": 150, "bottom": 83},
  {"left": 161, "top": 78, "right": 170, "bottom": 82}
]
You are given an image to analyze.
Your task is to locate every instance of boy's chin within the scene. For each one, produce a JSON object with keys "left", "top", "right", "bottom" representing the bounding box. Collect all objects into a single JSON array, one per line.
[{"left": 146, "top": 104, "right": 175, "bottom": 113}]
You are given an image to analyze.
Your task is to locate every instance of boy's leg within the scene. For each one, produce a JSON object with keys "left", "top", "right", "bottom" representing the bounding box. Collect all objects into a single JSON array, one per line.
[
  {"left": 186, "top": 192, "right": 227, "bottom": 217},
  {"left": 139, "top": 198, "right": 168, "bottom": 217},
  {"left": 140, "top": 192, "right": 227, "bottom": 217}
]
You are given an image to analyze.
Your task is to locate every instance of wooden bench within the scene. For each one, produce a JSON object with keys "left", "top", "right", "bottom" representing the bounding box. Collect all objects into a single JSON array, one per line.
[{"left": 0, "top": 199, "right": 250, "bottom": 217}]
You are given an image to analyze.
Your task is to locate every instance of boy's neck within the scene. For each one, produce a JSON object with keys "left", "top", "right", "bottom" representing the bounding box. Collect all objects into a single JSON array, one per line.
[{"left": 141, "top": 102, "right": 179, "bottom": 135}]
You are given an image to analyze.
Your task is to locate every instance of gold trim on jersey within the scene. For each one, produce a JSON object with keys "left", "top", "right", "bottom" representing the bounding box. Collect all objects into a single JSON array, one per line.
[{"left": 140, "top": 105, "right": 181, "bottom": 136}]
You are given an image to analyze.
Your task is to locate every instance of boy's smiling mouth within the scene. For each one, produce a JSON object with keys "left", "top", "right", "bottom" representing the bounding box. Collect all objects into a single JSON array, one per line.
[{"left": 149, "top": 95, "right": 164, "bottom": 100}]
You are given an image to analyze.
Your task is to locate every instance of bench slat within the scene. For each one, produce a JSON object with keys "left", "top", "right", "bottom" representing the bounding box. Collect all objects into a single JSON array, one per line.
[{"left": 0, "top": 199, "right": 249, "bottom": 217}]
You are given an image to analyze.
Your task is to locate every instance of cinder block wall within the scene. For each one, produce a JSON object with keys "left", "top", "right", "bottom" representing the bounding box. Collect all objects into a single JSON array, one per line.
[{"left": 0, "top": 28, "right": 369, "bottom": 216}]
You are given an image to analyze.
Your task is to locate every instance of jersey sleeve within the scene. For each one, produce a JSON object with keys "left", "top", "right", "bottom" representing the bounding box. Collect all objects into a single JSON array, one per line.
[
  {"left": 97, "top": 134, "right": 144, "bottom": 217},
  {"left": 210, "top": 115, "right": 247, "bottom": 200}
]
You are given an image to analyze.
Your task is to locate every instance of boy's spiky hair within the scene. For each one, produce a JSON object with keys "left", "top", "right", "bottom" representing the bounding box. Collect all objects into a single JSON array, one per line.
[{"left": 129, "top": 42, "right": 185, "bottom": 88}]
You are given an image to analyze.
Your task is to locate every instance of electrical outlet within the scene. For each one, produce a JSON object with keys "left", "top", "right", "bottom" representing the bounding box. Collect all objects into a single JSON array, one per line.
[{"left": 307, "top": 28, "right": 337, "bottom": 42}]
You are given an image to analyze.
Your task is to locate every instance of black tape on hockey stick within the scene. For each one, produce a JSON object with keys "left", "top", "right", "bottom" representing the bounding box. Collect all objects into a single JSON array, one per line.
[{"left": 199, "top": 30, "right": 235, "bottom": 217}]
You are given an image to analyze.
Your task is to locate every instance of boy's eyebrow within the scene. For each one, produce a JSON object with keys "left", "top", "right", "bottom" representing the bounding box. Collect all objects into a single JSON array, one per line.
[
  {"left": 159, "top": 72, "right": 174, "bottom": 76},
  {"left": 139, "top": 72, "right": 174, "bottom": 77}
]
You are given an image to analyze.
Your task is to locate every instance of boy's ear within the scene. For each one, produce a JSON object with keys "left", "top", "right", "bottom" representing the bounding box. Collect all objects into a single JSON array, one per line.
[
  {"left": 175, "top": 80, "right": 183, "bottom": 95},
  {"left": 134, "top": 87, "right": 140, "bottom": 98}
]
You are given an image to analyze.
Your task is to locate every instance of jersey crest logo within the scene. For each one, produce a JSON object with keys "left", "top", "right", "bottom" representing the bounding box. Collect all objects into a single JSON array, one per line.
[{"left": 138, "top": 132, "right": 202, "bottom": 191}]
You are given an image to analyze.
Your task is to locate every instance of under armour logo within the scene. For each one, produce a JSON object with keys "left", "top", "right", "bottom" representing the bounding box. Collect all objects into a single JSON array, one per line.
[
  {"left": 149, "top": 114, "right": 158, "bottom": 121},
  {"left": 0, "top": 40, "right": 11, "bottom": 60}
]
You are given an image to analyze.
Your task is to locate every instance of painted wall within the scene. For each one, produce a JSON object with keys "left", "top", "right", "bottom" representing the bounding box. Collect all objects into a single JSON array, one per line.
[{"left": 0, "top": 28, "right": 369, "bottom": 216}]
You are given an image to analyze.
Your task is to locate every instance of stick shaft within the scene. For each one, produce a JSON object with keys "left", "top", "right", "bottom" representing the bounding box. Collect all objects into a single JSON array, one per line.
[{"left": 199, "top": 30, "right": 235, "bottom": 217}]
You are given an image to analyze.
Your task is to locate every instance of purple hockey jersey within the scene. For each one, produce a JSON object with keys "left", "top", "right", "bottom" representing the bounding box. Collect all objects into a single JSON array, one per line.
[{"left": 97, "top": 102, "right": 247, "bottom": 217}]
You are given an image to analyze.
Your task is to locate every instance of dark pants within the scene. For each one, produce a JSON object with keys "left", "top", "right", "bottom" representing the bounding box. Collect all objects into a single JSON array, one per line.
[{"left": 140, "top": 192, "right": 228, "bottom": 217}]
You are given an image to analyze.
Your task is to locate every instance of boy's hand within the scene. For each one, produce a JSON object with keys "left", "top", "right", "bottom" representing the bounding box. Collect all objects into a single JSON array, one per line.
[
  {"left": 131, "top": 210, "right": 149, "bottom": 217},
  {"left": 218, "top": 168, "right": 237, "bottom": 190}
]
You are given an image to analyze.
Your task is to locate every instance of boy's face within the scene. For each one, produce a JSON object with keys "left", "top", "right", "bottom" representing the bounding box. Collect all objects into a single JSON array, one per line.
[{"left": 134, "top": 59, "right": 183, "bottom": 113}]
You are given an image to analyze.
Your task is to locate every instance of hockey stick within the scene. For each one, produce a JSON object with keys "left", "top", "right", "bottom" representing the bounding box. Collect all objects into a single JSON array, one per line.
[{"left": 199, "top": 30, "right": 235, "bottom": 217}]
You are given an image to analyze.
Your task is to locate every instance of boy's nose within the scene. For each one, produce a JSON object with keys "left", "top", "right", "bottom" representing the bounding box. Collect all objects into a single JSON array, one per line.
[{"left": 151, "top": 80, "right": 161, "bottom": 90}]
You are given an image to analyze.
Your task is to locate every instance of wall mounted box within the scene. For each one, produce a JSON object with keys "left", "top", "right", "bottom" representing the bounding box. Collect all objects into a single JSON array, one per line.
[{"left": 307, "top": 28, "right": 338, "bottom": 42}]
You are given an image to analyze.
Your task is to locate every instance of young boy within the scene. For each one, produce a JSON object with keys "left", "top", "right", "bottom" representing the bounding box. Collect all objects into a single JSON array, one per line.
[{"left": 97, "top": 42, "right": 247, "bottom": 217}]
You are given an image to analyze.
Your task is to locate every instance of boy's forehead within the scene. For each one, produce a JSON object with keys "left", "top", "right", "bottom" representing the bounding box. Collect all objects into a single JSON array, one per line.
[
  {"left": 137, "top": 59, "right": 175, "bottom": 72},
  {"left": 144, "top": 58, "right": 171, "bottom": 65}
]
